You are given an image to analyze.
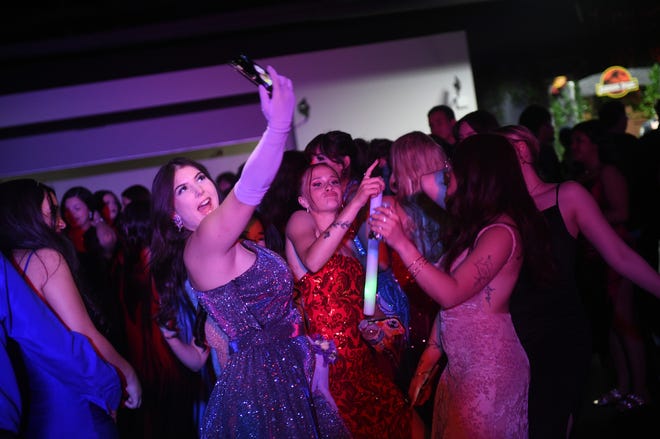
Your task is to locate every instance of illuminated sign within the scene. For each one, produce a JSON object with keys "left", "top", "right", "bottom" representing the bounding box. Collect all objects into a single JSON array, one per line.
[
  {"left": 595, "top": 66, "right": 639, "bottom": 98},
  {"left": 550, "top": 75, "right": 567, "bottom": 95}
]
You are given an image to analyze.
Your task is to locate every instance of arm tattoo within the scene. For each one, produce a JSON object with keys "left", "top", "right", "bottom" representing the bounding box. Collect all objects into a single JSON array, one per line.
[
  {"left": 473, "top": 255, "right": 494, "bottom": 306},
  {"left": 322, "top": 221, "right": 352, "bottom": 239},
  {"left": 484, "top": 285, "right": 494, "bottom": 307}
]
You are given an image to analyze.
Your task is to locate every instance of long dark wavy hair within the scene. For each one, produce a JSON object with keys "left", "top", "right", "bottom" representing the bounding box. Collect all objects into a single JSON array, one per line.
[
  {"left": 303, "top": 130, "right": 360, "bottom": 183},
  {"left": 116, "top": 200, "right": 152, "bottom": 322},
  {"left": 61, "top": 185, "right": 107, "bottom": 257},
  {"left": 94, "top": 189, "right": 122, "bottom": 225},
  {"left": 441, "top": 134, "right": 551, "bottom": 285},
  {"left": 0, "top": 178, "right": 80, "bottom": 282},
  {"left": 61, "top": 186, "right": 102, "bottom": 222},
  {"left": 570, "top": 119, "right": 619, "bottom": 166},
  {"left": 258, "top": 150, "right": 307, "bottom": 256},
  {"left": 150, "top": 157, "right": 214, "bottom": 346}
]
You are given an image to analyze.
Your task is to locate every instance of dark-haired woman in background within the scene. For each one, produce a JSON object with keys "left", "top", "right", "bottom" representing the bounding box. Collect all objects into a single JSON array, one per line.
[
  {"left": 114, "top": 201, "right": 205, "bottom": 438},
  {"left": 453, "top": 109, "right": 500, "bottom": 143},
  {"left": 0, "top": 179, "right": 141, "bottom": 437},
  {"left": 257, "top": 150, "right": 308, "bottom": 257},
  {"left": 63, "top": 186, "right": 117, "bottom": 260},
  {"left": 94, "top": 189, "right": 122, "bottom": 229},
  {"left": 499, "top": 124, "right": 660, "bottom": 435},
  {"left": 121, "top": 184, "right": 151, "bottom": 208},
  {"left": 498, "top": 125, "right": 592, "bottom": 438},
  {"left": 62, "top": 186, "right": 123, "bottom": 350},
  {"left": 570, "top": 120, "right": 656, "bottom": 411}
]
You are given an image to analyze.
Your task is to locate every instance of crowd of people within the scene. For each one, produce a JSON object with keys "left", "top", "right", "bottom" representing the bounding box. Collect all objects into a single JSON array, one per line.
[{"left": 1, "top": 65, "right": 659, "bottom": 439}]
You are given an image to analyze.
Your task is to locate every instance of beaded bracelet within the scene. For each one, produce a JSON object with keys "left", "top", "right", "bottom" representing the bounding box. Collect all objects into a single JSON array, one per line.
[
  {"left": 405, "top": 255, "right": 424, "bottom": 272},
  {"left": 406, "top": 255, "right": 429, "bottom": 280}
]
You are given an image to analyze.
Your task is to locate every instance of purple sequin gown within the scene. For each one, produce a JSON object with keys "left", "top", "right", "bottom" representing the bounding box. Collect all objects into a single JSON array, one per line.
[{"left": 192, "top": 241, "right": 347, "bottom": 439}]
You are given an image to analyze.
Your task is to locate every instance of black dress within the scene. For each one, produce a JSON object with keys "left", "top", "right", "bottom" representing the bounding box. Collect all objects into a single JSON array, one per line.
[{"left": 510, "top": 183, "right": 592, "bottom": 439}]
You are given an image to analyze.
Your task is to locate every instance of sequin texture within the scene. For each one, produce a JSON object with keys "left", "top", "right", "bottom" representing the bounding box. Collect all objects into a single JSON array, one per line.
[
  {"left": 193, "top": 241, "right": 348, "bottom": 438},
  {"left": 297, "top": 252, "right": 412, "bottom": 438}
]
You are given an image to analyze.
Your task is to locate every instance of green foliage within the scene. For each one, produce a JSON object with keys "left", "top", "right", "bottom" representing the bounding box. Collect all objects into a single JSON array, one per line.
[
  {"left": 550, "top": 81, "right": 588, "bottom": 128},
  {"left": 639, "top": 63, "right": 660, "bottom": 119},
  {"left": 549, "top": 81, "right": 588, "bottom": 159}
]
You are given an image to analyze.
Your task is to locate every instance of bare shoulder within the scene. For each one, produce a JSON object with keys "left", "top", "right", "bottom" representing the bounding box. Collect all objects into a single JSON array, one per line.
[
  {"left": 555, "top": 180, "right": 605, "bottom": 234},
  {"left": 286, "top": 210, "right": 314, "bottom": 232},
  {"left": 469, "top": 221, "right": 520, "bottom": 273},
  {"left": 557, "top": 180, "right": 591, "bottom": 204},
  {"left": 32, "top": 248, "right": 66, "bottom": 272},
  {"left": 485, "top": 219, "right": 519, "bottom": 240},
  {"left": 473, "top": 221, "right": 516, "bottom": 251},
  {"left": 17, "top": 248, "right": 67, "bottom": 291},
  {"left": 289, "top": 209, "right": 310, "bottom": 221}
]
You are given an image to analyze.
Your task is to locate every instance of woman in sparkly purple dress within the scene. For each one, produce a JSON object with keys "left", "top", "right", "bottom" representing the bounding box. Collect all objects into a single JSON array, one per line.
[{"left": 150, "top": 67, "right": 347, "bottom": 438}]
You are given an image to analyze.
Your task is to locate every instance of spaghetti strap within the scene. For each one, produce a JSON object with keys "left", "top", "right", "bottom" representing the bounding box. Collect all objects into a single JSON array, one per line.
[
  {"left": 476, "top": 223, "right": 518, "bottom": 264},
  {"left": 23, "top": 250, "right": 36, "bottom": 272}
]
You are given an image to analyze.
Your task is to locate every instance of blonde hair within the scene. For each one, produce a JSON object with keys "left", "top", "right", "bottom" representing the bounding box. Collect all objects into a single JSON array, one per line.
[{"left": 390, "top": 131, "right": 448, "bottom": 198}]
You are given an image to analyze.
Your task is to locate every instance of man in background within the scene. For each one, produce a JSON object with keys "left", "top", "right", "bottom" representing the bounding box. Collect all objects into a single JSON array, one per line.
[{"left": 428, "top": 105, "right": 457, "bottom": 158}]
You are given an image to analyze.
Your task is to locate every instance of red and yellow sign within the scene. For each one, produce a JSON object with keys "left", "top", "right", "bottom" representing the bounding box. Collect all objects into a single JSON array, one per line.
[
  {"left": 550, "top": 75, "right": 568, "bottom": 95},
  {"left": 595, "top": 66, "right": 639, "bottom": 98}
]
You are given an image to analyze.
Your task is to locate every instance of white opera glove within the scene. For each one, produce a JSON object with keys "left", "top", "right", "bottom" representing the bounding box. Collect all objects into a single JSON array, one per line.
[
  {"left": 260, "top": 66, "right": 295, "bottom": 132},
  {"left": 234, "top": 66, "right": 295, "bottom": 205}
]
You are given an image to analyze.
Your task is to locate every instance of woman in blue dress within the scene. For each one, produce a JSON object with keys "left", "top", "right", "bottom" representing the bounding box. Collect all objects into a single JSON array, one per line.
[
  {"left": 150, "top": 67, "right": 347, "bottom": 438},
  {"left": 0, "top": 180, "right": 140, "bottom": 438},
  {"left": 0, "top": 253, "right": 122, "bottom": 439}
]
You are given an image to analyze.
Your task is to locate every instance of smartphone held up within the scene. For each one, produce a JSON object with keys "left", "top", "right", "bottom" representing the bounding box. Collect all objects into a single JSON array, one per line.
[{"left": 229, "top": 54, "right": 273, "bottom": 96}]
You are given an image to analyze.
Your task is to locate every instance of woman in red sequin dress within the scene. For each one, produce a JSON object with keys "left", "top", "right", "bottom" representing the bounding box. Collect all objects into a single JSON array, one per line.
[{"left": 286, "top": 162, "right": 425, "bottom": 438}]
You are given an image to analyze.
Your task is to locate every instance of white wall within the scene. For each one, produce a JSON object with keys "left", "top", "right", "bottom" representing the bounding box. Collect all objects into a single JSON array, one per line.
[
  {"left": 282, "top": 31, "right": 476, "bottom": 144},
  {"left": 45, "top": 145, "right": 255, "bottom": 201},
  {"left": 0, "top": 31, "right": 475, "bottom": 198}
]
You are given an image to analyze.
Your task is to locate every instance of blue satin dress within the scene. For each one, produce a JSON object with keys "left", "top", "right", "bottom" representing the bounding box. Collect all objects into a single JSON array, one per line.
[{"left": 0, "top": 254, "right": 122, "bottom": 438}]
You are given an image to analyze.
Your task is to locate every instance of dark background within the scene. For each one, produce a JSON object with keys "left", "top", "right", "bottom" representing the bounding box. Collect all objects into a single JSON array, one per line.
[{"left": 1, "top": 0, "right": 659, "bottom": 102}]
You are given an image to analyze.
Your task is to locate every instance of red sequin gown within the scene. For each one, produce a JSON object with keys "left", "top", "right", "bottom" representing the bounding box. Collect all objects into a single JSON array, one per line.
[{"left": 296, "top": 252, "right": 412, "bottom": 438}]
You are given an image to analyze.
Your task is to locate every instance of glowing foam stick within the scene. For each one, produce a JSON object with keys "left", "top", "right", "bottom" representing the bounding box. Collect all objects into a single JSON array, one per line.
[{"left": 363, "top": 193, "right": 382, "bottom": 316}]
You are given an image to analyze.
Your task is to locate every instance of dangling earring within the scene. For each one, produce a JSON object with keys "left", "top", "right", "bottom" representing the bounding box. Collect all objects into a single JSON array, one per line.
[{"left": 172, "top": 214, "right": 183, "bottom": 232}]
